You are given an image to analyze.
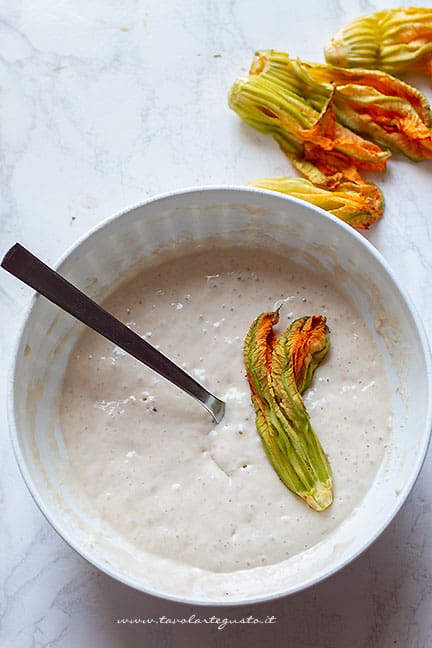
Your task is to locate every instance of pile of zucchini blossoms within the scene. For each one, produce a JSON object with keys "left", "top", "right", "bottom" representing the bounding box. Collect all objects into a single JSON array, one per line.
[{"left": 228, "top": 7, "right": 432, "bottom": 229}]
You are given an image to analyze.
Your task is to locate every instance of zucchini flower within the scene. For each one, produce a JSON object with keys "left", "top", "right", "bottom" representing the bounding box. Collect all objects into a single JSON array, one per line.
[
  {"left": 251, "top": 176, "right": 383, "bottom": 229},
  {"left": 303, "top": 60, "right": 432, "bottom": 161},
  {"left": 324, "top": 7, "right": 432, "bottom": 76},
  {"left": 251, "top": 50, "right": 432, "bottom": 161},
  {"left": 243, "top": 311, "right": 333, "bottom": 511},
  {"left": 228, "top": 63, "right": 389, "bottom": 186}
]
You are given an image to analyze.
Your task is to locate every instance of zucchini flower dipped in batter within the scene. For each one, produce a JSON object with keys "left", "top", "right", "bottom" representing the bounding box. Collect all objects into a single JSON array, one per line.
[
  {"left": 324, "top": 7, "right": 432, "bottom": 77},
  {"left": 251, "top": 177, "right": 383, "bottom": 229},
  {"left": 243, "top": 311, "right": 333, "bottom": 511}
]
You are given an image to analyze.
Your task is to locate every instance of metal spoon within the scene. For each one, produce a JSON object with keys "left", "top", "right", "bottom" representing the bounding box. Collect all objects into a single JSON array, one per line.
[{"left": 1, "top": 243, "right": 226, "bottom": 423}]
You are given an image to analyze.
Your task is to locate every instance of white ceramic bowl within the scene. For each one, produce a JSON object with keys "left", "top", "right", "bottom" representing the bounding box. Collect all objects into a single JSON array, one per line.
[{"left": 8, "top": 186, "right": 432, "bottom": 605}]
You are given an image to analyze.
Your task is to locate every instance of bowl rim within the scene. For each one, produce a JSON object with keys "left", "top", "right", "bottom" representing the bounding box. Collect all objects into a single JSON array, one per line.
[{"left": 6, "top": 184, "right": 432, "bottom": 606}]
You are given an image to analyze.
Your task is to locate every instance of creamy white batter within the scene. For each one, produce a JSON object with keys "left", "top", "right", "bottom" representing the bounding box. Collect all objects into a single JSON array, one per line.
[{"left": 60, "top": 241, "right": 392, "bottom": 574}]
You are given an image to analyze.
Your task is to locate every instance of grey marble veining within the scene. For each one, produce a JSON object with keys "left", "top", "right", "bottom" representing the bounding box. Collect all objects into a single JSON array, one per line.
[{"left": 1, "top": 1, "right": 432, "bottom": 646}]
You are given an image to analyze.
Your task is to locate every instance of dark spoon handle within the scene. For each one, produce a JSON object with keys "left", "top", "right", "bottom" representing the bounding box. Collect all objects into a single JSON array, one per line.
[{"left": 1, "top": 243, "right": 225, "bottom": 423}]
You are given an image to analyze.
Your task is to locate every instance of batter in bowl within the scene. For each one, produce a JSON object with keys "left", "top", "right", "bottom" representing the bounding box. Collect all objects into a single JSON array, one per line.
[{"left": 60, "top": 240, "right": 392, "bottom": 574}]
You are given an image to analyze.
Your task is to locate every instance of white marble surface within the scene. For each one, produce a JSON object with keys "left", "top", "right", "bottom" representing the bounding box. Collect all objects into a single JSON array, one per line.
[{"left": 1, "top": 0, "right": 432, "bottom": 646}]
